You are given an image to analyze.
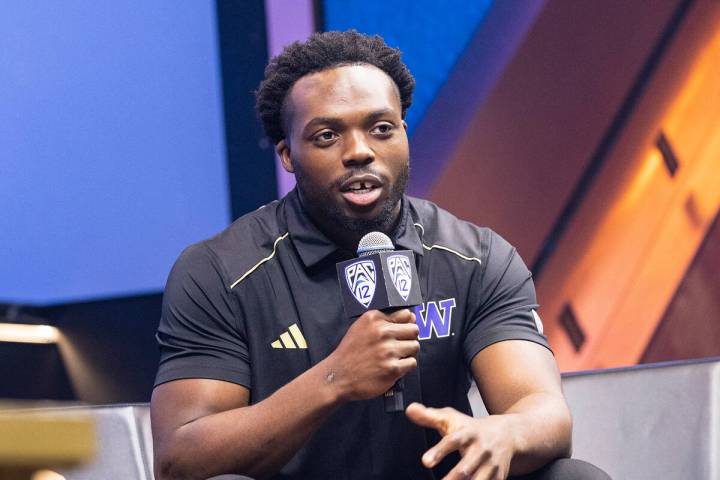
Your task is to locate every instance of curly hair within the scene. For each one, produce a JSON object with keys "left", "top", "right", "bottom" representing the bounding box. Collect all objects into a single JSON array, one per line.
[{"left": 256, "top": 30, "right": 415, "bottom": 144}]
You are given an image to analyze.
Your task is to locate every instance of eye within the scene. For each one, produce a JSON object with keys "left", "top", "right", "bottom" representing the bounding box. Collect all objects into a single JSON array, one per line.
[
  {"left": 371, "top": 122, "right": 395, "bottom": 137},
  {"left": 313, "top": 130, "right": 338, "bottom": 146}
]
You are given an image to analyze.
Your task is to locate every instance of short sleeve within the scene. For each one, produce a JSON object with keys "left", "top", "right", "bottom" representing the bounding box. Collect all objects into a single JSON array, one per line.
[
  {"left": 463, "top": 230, "right": 550, "bottom": 365},
  {"left": 154, "top": 244, "right": 251, "bottom": 389}
]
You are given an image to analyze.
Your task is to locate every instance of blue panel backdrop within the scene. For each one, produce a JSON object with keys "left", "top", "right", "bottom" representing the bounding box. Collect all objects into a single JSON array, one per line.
[
  {"left": 1, "top": 1, "right": 230, "bottom": 304},
  {"left": 322, "top": 0, "right": 494, "bottom": 134}
]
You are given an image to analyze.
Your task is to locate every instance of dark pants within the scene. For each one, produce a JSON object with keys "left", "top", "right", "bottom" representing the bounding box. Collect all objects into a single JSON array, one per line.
[{"left": 511, "top": 459, "right": 611, "bottom": 480}]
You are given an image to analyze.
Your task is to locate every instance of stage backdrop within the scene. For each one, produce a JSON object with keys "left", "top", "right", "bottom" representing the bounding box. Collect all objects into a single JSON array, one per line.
[{"left": 1, "top": 1, "right": 230, "bottom": 304}]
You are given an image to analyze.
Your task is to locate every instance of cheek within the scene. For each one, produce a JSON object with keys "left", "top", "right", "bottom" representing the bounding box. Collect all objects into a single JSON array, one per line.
[
  {"left": 385, "top": 133, "right": 409, "bottom": 156},
  {"left": 384, "top": 142, "right": 410, "bottom": 172},
  {"left": 292, "top": 151, "right": 337, "bottom": 185}
]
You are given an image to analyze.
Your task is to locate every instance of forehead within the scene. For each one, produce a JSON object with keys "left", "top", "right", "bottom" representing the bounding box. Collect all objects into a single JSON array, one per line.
[{"left": 286, "top": 64, "right": 401, "bottom": 127}]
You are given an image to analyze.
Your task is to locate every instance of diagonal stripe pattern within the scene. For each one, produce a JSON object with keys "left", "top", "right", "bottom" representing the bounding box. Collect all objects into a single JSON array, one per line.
[{"left": 271, "top": 323, "right": 308, "bottom": 349}]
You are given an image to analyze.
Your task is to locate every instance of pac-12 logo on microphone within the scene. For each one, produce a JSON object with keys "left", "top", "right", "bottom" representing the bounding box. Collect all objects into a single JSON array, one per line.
[
  {"left": 345, "top": 260, "right": 376, "bottom": 308},
  {"left": 387, "top": 254, "right": 412, "bottom": 301}
]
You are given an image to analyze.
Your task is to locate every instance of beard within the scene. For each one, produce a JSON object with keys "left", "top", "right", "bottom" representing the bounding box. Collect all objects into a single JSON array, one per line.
[{"left": 294, "top": 161, "right": 409, "bottom": 241}]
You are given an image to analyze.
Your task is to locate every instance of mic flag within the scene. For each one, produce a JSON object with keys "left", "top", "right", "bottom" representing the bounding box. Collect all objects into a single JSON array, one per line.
[{"left": 336, "top": 233, "right": 422, "bottom": 319}]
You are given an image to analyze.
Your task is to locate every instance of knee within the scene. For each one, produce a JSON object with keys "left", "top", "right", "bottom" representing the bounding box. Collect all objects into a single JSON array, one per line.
[{"left": 517, "top": 458, "right": 612, "bottom": 480}]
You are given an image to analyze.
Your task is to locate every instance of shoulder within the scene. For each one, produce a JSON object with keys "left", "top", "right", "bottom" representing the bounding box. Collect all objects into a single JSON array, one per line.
[
  {"left": 407, "top": 196, "right": 510, "bottom": 266},
  {"left": 171, "top": 199, "right": 289, "bottom": 290}
]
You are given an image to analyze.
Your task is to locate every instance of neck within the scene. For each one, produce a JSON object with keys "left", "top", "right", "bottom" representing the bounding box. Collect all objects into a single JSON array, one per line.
[{"left": 297, "top": 191, "right": 403, "bottom": 252}]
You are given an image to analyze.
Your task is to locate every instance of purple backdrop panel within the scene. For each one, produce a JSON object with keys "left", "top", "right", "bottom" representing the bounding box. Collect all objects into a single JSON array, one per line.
[{"left": 265, "top": 0, "right": 315, "bottom": 198}]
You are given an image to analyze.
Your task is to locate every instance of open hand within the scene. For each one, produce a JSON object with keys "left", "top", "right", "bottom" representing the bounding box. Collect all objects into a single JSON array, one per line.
[{"left": 406, "top": 402, "right": 516, "bottom": 480}]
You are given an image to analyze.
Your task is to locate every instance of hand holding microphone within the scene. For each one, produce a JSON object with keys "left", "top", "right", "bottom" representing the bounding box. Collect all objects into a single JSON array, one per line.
[
  {"left": 328, "top": 307, "right": 419, "bottom": 405},
  {"left": 332, "top": 232, "right": 423, "bottom": 412}
]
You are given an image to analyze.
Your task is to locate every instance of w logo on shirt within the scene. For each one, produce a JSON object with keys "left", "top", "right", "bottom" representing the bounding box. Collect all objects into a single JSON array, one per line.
[{"left": 413, "top": 298, "right": 456, "bottom": 340}]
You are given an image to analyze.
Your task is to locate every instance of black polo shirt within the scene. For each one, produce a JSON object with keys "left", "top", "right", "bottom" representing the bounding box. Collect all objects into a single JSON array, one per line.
[{"left": 155, "top": 188, "right": 549, "bottom": 479}]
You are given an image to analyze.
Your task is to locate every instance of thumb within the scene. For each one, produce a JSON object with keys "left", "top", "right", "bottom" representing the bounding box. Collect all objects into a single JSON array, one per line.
[{"left": 405, "top": 402, "right": 448, "bottom": 433}]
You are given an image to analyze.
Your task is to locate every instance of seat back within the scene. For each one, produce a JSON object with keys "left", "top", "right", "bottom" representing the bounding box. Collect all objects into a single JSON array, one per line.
[
  {"left": 562, "top": 358, "right": 720, "bottom": 480},
  {"left": 469, "top": 357, "right": 720, "bottom": 479},
  {"left": 29, "top": 404, "right": 152, "bottom": 480}
]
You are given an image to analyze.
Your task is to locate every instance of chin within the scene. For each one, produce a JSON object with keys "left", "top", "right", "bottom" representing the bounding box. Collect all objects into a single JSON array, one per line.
[
  {"left": 342, "top": 202, "right": 398, "bottom": 235},
  {"left": 342, "top": 204, "right": 384, "bottom": 219}
]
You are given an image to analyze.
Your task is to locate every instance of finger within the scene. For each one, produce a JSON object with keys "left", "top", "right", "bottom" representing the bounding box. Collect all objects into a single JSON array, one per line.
[
  {"left": 470, "top": 462, "right": 501, "bottom": 480},
  {"left": 387, "top": 308, "right": 416, "bottom": 324},
  {"left": 385, "top": 322, "right": 420, "bottom": 340},
  {"left": 358, "top": 309, "right": 385, "bottom": 325},
  {"left": 394, "top": 356, "right": 418, "bottom": 377},
  {"left": 422, "top": 430, "right": 466, "bottom": 468},
  {"left": 393, "top": 339, "right": 420, "bottom": 358},
  {"left": 443, "top": 448, "right": 489, "bottom": 480},
  {"left": 405, "top": 403, "right": 448, "bottom": 432}
]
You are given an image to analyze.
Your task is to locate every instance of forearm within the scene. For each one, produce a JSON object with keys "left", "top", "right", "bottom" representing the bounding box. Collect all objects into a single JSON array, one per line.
[
  {"left": 503, "top": 392, "right": 572, "bottom": 476},
  {"left": 155, "top": 309, "right": 419, "bottom": 479},
  {"left": 156, "top": 358, "right": 342, "bottom": 480}
]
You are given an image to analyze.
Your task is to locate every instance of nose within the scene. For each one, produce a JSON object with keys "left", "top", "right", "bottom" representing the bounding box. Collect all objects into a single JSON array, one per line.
[{"left": 342, "top": 130, "right": 374, "bottom": 167}]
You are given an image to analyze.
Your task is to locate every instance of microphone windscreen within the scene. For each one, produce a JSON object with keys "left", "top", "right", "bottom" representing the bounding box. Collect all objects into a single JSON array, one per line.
[{"left": 357, "top": 231, "right": 394, "bottom": 257}]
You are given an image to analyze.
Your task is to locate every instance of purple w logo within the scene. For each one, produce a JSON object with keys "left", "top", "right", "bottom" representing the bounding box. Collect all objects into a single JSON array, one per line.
[{"left": 413, "top": 298, "right": 456, "bottom": 340}]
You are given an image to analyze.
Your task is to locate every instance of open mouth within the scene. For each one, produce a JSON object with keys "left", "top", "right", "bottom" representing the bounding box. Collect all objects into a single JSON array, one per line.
[
  {"left": 342, "top": 180, "right": 379, "bottom": 194},
  {"left": 340, "top": 176, "right": 383, "bottom": 207}
]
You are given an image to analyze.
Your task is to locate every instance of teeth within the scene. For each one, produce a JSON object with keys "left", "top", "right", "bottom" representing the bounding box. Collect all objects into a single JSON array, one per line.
[{"left": 345, "top": 180, "right": 376, "bottom": 191}]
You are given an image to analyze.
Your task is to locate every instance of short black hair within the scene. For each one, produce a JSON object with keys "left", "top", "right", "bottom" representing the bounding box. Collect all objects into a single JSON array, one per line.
[{"left": 255, "top": 30, "right": 415, "bottom": 144}]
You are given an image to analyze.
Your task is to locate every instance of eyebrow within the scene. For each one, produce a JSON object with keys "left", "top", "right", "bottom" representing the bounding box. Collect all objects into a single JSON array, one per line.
[{"left": 302, "top": 108, "right": 395, "bottom": 135}]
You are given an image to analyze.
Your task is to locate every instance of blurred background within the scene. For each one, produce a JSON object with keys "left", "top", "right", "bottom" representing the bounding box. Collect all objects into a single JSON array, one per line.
[{"left": 2, "top": 0, "right": 719, "bottom": 404}]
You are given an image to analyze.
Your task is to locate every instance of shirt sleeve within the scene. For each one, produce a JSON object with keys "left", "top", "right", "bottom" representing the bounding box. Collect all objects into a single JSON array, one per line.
[
  {"left": 154, "top": 243, "right": 252, "bottom": 389},
  {"left": 463, "top": 230, "right": 550, "bottom": 365}
]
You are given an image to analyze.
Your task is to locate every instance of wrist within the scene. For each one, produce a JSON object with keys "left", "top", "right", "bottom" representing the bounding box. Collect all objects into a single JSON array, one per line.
[
  {"left": 497, "top": 413, "right": 527, "bottom": 459},
  {"left": 314, "top": 356, "right": 350, "bottom": 405}
]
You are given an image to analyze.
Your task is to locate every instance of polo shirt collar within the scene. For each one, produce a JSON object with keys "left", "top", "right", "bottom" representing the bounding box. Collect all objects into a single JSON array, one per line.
[{"left": 284, "top": 188, "right": 424, "bottom": 268}]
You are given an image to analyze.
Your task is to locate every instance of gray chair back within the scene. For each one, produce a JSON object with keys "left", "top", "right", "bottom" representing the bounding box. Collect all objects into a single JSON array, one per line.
[
  {"left": 562, "top": 358, "right": 720, "bottom": 480},
  {"left": 469, "top": 357, "right": 720, "bottom": 479}
]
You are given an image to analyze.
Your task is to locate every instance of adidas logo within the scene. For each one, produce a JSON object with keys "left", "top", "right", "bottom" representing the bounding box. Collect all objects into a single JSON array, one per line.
[{"left": 271, "top": 323, "right": 308, "bottom": 349}]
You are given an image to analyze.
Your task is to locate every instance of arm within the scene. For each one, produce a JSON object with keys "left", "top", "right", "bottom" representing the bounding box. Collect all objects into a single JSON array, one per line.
[
  {"left": 152, "top": 309, "right": 420, "bottom": 480},
  {"left": 406, "top": 340, "right": 571, "bottom": 479}
]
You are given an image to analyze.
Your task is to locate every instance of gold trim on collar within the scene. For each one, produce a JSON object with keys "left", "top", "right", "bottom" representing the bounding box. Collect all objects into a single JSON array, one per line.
[
  {"left": 230, "top": 233, "right": 289, "bottom": 289},
  {"left": 414, "top": 223, "right": 482, "bottom": 265}
]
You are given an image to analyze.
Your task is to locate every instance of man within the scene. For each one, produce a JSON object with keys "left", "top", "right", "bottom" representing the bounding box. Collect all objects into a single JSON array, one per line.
[{"left": 151, "top": 31, "right": 609, "bottom": 479}]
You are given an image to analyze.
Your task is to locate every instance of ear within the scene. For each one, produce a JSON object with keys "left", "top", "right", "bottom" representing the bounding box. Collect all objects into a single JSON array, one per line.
[
  {"left": 402, "top": 120, "right": 408, "bottom": 131},
  {"left": 276, "top": 139, "right": 294, "bottom": 173}
]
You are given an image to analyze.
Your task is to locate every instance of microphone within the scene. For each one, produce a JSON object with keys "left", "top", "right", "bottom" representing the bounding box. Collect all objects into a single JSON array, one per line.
[
  {"left": 357, "top": 231, "right": 395, "bottom": 256},
  {"left": 335, "top": 231, "right": 423, "bottom": 412}
]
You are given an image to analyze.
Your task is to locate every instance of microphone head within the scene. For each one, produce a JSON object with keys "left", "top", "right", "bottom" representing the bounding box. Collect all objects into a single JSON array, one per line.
[{"left": 357, "top": 231, "right": 394, "bottom": 257}]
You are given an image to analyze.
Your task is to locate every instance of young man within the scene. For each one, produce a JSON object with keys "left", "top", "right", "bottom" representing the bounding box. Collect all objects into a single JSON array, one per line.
[{"left": 151, "top": 31, "right": 609, "bottom": 479}]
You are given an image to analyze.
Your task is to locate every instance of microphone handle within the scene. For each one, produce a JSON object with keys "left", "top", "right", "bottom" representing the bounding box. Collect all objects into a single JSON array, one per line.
[
  {"left": 384, "top": 378, "right": 404, "bottom": 413},
  {"left": 382, "top": 306, "right": 410, "bottom": 413}
]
